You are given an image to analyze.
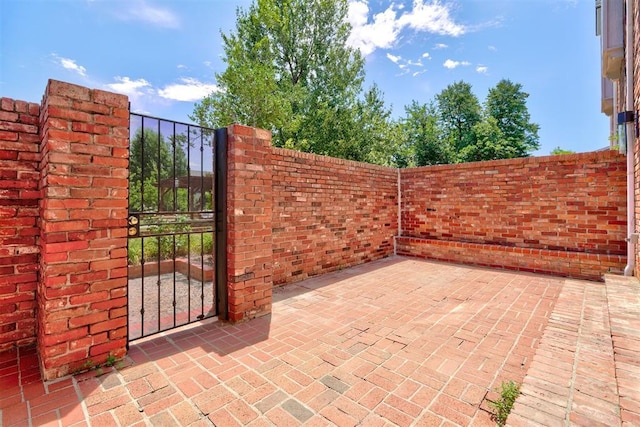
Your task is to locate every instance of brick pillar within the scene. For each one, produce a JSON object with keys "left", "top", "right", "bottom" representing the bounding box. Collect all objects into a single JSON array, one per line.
[
  {"left": 634, "top": 0, "right": 640, "bottom": 276},
  {"left": 226, "top": 125, "right": 273, "bottom": 322},
  {"left": 38, "top": 80, "right": 129, "bottom": 379},
  {"left": 0, "top": 98, "right": 40, "bottom": 351}
]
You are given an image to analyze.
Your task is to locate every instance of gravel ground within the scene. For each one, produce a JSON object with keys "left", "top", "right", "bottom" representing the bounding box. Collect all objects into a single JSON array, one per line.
[{"left": 128, "top": 271, "right": 215, "bottom": 340}]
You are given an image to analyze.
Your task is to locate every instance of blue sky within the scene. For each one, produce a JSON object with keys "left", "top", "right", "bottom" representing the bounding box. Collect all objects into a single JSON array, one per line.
[{"left": 1, "top": 0, "right": 608, "bottom": 155}]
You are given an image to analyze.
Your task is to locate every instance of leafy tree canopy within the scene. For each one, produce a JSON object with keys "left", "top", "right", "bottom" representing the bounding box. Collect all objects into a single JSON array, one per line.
[
  {"left": 403, "top": 79, "right": 540, "bottom": 165},
  {"left": 485, "top": 79, "right": 540, "bottom": 157},
  {"left": 436, "top": 81, "right": 482, "bottom": 153},
  {"left": 129, "top": 128, "right": 188, "bottom": 212},
  {"left": 400, "top": 100, "right": 452, "bottom": 167},
  {"left": 191, "top": 0, "right": 398, "bottom": 164}
]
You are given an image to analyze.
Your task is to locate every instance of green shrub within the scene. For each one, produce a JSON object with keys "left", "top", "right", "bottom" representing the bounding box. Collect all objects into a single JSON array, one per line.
[
  {"left": 128, "top": 238, "right": 142, "bottom": 265},
  {"left": 128, "top": 232, "right": 214, "bottom": 264}
]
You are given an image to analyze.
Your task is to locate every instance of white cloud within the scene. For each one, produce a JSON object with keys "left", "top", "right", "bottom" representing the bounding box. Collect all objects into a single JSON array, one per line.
[
  {"left": 348, "top": 0, "right": 370, "bottom": 28},
  {"left": 177, "top": 64, "right": 187, "bottom": 69},
  {"left": 123, "top": 0, "right": 179, "bottom": 28},
  {"left": 106, "top": 76, "right": 152, "bottom": 97},
  {"left": 476, "top": 65, "right": 488, "bottom": 74},
  {"left": 386, "top": 53, "right": 402, "bottom": 64},
  {"left": 488, "top": 45, "right": 497, "bottom": 51},
  {"left": 443, "top": 59, "right": 470, "bottom": 69},
  {"left": 52, "top": 54, "right": 87, "bottom": 77},
  {"left": 158, "top": 78, "right": 220, "bottom": 102},
  {"left": 396, "top": 68, "right": 411, "bottom": 77},
  {"left": 422, "top": 52, "right": 430, "bottom": 59},
  {"left": 347, "top": 2, "right": 402, "bottom": 56},
  {"left": 397, "top": 0, "right": 465, "bottom": 36},
  {"left": 105, "top": 75, "right": 218, "bottom": 104},
  {"left": 347, "top": 0, "right": 465, "bottom": 56},
  {"left": 386, "top": 53, "right": 426, "bottom": 77},
  {"left": 434, "top": 43, "right": 448, "bottom": 49}
]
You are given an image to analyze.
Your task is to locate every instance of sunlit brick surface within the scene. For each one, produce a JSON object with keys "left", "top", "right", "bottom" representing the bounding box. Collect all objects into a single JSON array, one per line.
[{"left": 3, "top": 257, "right": 636, "bottom": 426}]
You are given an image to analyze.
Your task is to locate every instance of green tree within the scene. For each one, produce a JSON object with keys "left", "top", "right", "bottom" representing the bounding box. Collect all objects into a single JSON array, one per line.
[
  {"left": 436, "top": 81, "right": 482, "bottom": 156},
  {"left": 401, "top": 100, "right": 451, "bottom": 166},
  {"left": 550, "top": 146, "right": 575, "bottom": 155},
  {"left": 485, "top": 79, "right": 540, "bottom": 157},
  {"left": 460, "top": 116, "right": 516, "bottom": 162},
  {"left": 190, "top": 3, "right": 287, "bottom": 132},
  {"left": 192, "top": 0, "right": 394, "bottom": 164},
  {"left": 129, "top": 128, "right": 188, "bottom": 212},
  {"left": 354, "top": 84, "right": 400, "bottom": 166}
]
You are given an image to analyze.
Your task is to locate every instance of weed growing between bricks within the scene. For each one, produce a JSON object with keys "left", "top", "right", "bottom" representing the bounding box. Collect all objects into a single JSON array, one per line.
[{"left": 488, "top": 380, "right": 520, "bottom": 426}]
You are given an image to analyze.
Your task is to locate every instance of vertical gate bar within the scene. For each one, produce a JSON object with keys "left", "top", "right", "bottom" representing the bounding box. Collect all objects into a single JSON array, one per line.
[
  {"left": 211, "top": 130, "right": 216, "bottom": 317},
  {"left": 126, "top": 111, "right": 130, "bottom": 347},
  {"left": 156, "top": 120, "right": 161, "bottom": 212},
  {"left": 140, "top": 116, "right": 146, "bottom": 337},
  {"left": 200, "top": 232, "right": 205, "bottom": 318},
  {"left": 172, "top": 233, "right": 177, "bottom": 328},
  {"left": 172, "top": 122, "right": 177, "bottom": 328},
  {"left": 140, "top": 115, "right": 145, "bottom": 213},
  {"left": 215, "top": 128, "right": 228, "bottom": 320},
  {"left": 199, "top": 130, "right": 205, "bottom": 318},
  {"left": 172, "top": 122, "right": 177, "bottom": 212},
  {"left": 187, "top": 233, "right": 191, "bottom": 322},
  {"left": 186, "top": 126, "right": 191, "bottom": 323},
  {"left": 140, "top": 237, "right": 145, "bottom": 337},
  {"left": 156, "top": 120, "right": 162, "bottom": 333},
  {"left": 157, "top": 235, "right": 161, "bottom": 332},
  {"left": 200, "top": 128, "right": 204, "bottom": 211},
  {"left": 186, "top": 123, "right": 191, "bottom": 212}
]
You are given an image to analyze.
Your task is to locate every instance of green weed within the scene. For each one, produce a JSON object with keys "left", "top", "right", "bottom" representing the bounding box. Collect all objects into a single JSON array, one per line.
[
  {"left": 488, "top": 380, "right": 520, "bottom": 426},
  {"left": 105, "top": 354, "right": 117, "bottom": 367}
]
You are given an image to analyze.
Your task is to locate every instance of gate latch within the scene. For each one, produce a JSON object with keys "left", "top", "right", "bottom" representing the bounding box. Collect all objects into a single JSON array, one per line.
[{"left": 127, "top": 215, "right": 140, "bottom": 237}]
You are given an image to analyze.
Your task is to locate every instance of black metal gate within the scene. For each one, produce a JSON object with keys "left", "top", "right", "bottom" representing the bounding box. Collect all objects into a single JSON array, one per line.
[{"left": 127, "top": 113, "right": 226, "bottom": 341}]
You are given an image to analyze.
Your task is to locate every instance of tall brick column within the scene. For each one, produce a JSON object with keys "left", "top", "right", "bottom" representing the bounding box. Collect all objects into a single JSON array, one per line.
[
  {"left": 0, "top": 98, "right": 40, "bottom": 351},
  {"left": 226, "top": 125, "right": 273, "bottom": 322},
  {"left": 38, "top": 80, "right": 129, "bottom": 379}
]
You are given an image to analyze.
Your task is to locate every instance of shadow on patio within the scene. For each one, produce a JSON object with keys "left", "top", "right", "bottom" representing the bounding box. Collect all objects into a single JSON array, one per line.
[{"left": 1, "top": 255, "right": 639, "bottom": 426}]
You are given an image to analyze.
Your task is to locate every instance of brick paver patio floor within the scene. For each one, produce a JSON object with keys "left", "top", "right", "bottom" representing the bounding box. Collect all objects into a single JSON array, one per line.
[{"left": 1, "top": 256, "right": 639, "bottom": 426}]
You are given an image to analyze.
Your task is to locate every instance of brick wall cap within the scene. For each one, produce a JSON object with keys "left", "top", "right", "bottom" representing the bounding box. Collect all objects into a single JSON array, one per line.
[
  {"left": 272, "top": 147, "right": 396, "bottom": 172},
  {"left": 401, "top": 150, "right": 624, "bottom": 175},
  {"left": 46, "top": 80, "right": 91, "bottom": 102}
]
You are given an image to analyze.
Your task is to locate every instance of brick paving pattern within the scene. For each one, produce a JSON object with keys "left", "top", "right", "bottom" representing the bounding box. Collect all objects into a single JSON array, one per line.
[
  {"left": 509, "top": 273, "right": 640, "bottom": 426},
  {"left": 1, "top": 256, "right": 638, "bottom": 426},
  {"left": 606, "top": 275, "right": 640, "bottom": 426}
]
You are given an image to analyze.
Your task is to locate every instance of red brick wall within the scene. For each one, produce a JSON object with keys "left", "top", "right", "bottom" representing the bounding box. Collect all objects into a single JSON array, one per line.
[
  {"left": 396, "top": 238, "right": 624, "bottom": 280},
  {"left": 0, "top": 98, "right": 40, "bottom": 352},
  {"left": 399, "top": 151, "right": 627, "bottom": 279},
  {"left": 225, "top": 125, "right": 273, "bottom": 322},
  {"left": 37, "top": 81, "right": 129, "bottom": 379},
  {"left": 271, "top": 148, "right": 398, "bottom": 285}
]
